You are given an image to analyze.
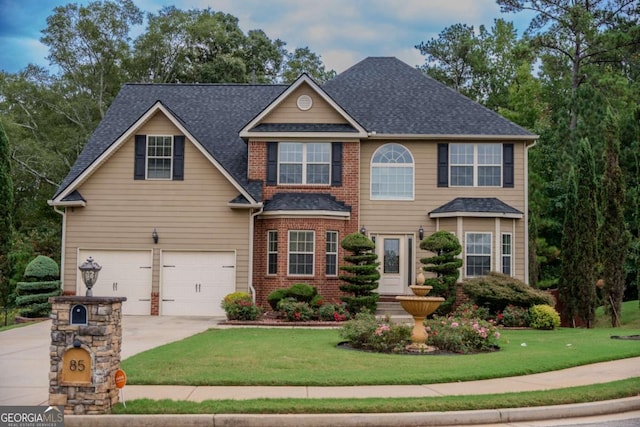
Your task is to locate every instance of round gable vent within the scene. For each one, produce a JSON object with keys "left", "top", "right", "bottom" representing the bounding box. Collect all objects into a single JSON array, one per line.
[{"left": 296, "top": 94, "right": 313, "bottom": 111}]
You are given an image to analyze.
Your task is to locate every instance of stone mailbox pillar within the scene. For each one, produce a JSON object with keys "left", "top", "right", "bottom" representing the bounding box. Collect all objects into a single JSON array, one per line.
[{"left": 48, "top": 296, "right": 126, "bottom": 415}]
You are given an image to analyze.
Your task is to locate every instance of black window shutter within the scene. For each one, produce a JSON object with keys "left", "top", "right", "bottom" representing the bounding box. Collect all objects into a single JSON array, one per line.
[
  {"left": 437, "top": 143, "right": 449, "bottom": 187},
  {"left": 331, "top": 142, "right": 343, "bottom": 186},
  {"left": 266, "top": 142, "right": 278, "bottom": 186},
  {"left": 173, "top": 135, "right": 185, "bottom": 180},
  {"left": 503, "top": 143, "right": 514, "bottom": 188},
  {"left": 134, "top": 135, "right": 146, "bottom": 180}
]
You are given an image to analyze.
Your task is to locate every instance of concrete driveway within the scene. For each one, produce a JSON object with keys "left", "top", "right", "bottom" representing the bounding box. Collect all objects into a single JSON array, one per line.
[{"left": 0, "top": 316, "right": 220, "bottom": 406}]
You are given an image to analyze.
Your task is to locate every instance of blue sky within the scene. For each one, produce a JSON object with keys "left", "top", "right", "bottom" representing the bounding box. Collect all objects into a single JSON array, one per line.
[{"left": 0, "top": 0, "right": 534, "bottom": 74}]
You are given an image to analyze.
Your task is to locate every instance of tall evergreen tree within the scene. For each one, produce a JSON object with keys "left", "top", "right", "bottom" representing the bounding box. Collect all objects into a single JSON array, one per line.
[
  {"left": 0, "top": 120, "right": 15, "bottom": 309},
  {"left": 600, "top": 111, "right": 630, "bottom": 326},
  {"left": 0, "top": 121, "right": 13, "bottom": 254},
  {"left": 559, "top": 138, "right": 599, "bottom": 327}
]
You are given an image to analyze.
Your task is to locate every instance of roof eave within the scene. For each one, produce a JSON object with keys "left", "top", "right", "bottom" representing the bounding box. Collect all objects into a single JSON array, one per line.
[
  {"left": 241, "top": 131, "right": 366, "bottom": 140},
  {"left": 367, "top": 133, "right": 539, "bottom": 141},
  {"left": 429, "top": 211, "right": 523, "bottom": 219},
  {"left": 260, "top": 210, "right": 350, "bottom": 219}
]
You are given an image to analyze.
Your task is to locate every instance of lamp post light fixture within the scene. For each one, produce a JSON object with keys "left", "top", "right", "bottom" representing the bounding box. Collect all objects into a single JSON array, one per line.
[
  {"left": 360, "top": 225, "right": 366, "bottom": 235},
  {"left": 78, "top": 257, "right": 102, "bottom": 297},
  {"left": 152, "top": 228, "right": 159, "bottom": 244},
  {"left": 418, "top": 225, "right": 424, "bottom": 241}
]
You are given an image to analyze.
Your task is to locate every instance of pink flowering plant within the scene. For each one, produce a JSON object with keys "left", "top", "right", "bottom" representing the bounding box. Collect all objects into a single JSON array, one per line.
[
  {"left": 425, "top": 304, "right": 501, "bottom": 354},
  {"left": 340, "top": 312, "right": 411, "bottom": 353}
]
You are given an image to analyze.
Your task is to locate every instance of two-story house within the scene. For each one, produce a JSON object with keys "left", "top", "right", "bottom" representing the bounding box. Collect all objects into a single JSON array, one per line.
[{"left": 49, "top": 57, "right": 537, "bottom": 316}]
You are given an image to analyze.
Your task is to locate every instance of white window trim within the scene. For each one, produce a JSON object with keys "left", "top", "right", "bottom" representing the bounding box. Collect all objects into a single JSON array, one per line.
[
  {"left": 267, "top": 230, "right": 278, "bottom": 276},
  {"left": 288, "top": 230, "right": 315, "bottom": 276},
  {"left": 145, "top": 135, "right": 173, "bottom": 180},
  {"left": 465, "top": 232, "right": 492, "bottom": 278},
  {"left": 501, "top": 233, "right": 513, "bottom": 276},
  {"left": 278, "top": 142, "right": 331, "bottom": 185},
  {"left": 370, "top": 143, "right": 415, "bottom": 200},
  {"left": 326, "top": 231, "right": 339, "bottom": 276},
  {"left": 450, "top": 143, "right": 502, "bottom": 188}
]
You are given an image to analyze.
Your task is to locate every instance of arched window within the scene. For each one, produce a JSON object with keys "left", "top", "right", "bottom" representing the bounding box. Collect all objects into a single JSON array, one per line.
[{"left": 371, "top": 143, "right": 414, "bottom": 200}]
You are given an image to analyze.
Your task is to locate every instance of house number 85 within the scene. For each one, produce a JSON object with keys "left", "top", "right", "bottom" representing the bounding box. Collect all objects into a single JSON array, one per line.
[{"left": 69, "top": 359, "right": 86, "bottom": 371}]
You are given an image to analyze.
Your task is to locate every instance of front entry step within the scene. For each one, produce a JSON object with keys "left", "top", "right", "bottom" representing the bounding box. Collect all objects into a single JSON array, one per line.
[{"left": 376, "top": 300, "right": 408, "bottom": 316}]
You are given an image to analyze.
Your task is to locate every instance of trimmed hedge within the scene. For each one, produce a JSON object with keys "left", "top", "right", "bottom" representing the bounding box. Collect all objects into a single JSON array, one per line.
[{"left": 462, "top": 272, "right": 555, "bottom": 313}]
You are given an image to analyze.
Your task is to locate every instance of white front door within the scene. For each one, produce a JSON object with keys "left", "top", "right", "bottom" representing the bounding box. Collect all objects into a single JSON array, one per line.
[{"left": 376, "top": 236, "right": 407, "bottom": 294}]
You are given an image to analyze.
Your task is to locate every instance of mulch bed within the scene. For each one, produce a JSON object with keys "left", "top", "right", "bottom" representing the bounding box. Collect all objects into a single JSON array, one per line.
[{"left": 219, "top": 311, "right": 344, "bottom": 327}]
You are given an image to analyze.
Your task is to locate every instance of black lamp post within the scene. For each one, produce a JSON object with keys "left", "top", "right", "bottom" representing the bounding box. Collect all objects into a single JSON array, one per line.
[
  {"left": 418, "top": 225, "right": 424, "bottom": 240},
  {"left": 78, "top": 257, "right": 102, "bottom": 297}
]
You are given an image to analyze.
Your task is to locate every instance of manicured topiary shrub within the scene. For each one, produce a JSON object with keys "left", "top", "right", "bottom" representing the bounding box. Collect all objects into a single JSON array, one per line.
[
  {"left": 285, "top": 283, "right": 317, "bottom": 302},
  {"left": 15, "top": 255, "right": 61, "bottom": 318},
  {"left": 420, "top": 231, "right": 462, "bottom": 314},
  {"left": 267, "top": 289, "right": 287, "bottom": 310},
  {"left": 221, "top": 292, "right": 262, "bottom": 321},
  {"left": 463, "top": 272, "right": 555, "bottom": 314},
  {"left": 529, "top": 304, "right": 561, "bottom": 330},
  {"left": 339, "top": 232, "right": 380, "bottom": 314}
]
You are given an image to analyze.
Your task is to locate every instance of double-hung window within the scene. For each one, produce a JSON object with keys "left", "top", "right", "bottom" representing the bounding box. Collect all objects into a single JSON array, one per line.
[
  {"left": 134, "top": 134, "right": 184, "bottom": 181},
  {"left": 501, "top": 233, "right": 512, "bottom": 276},
  {"left": 279, "top": 142, "right": 330, "bottom": 185},
  {"left": 146, "top": 136, "right": 173, "bottom": 179},
  {"left": 466, "top": 233, "right": 492, "bottom": 277},
  {"left": 450, "top": 143, "right": 502, "bottom": 187},
  {"left": 288, "top": 231, "right": 314, "bottom": 275},
  {"left": 326, "top": 231, "right": 338, "bottom": 276},
  {"left": 371, "top": 143, "right": 414, "bottom": 200},
  {"left": 267, "top": 231, "right": 278, "bottom": 275}
]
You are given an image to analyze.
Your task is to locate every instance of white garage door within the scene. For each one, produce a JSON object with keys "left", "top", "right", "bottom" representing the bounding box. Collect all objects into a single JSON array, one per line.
[
  {"left": 161, "top": 251, "right": 236, "bottom": 316},
  {"left": 77, "top": 250, "right": 153, "bottom": 315}
]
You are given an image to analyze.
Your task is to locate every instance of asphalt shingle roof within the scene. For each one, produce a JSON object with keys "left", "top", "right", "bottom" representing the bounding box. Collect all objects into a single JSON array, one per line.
[
  {"left": 263, "top": 193, "right": 351, "bottom": 212},
  {"left": 53, "top": 84, "right": 287, "bottom": 201},
  {"left": 54, "top": 57, "right": 535, "bottom": 203},
  {"left": 323, "top": 57, "right": 535, "bottom": 136},
  {"left": 429, "top": 198, "right": 523, "bottom": 216}
]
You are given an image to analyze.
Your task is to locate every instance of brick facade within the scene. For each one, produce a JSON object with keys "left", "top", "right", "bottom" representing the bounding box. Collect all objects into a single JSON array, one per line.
[{"left": 249, "top": 140, "right": 361, "bottom": 307}]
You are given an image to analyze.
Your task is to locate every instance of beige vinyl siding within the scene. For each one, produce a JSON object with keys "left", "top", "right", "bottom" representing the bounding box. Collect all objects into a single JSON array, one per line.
[
  {"left": 360, "top": 140, "right": 527, "bottom": 283},
  {"left": 263, "top": 84, "right": 346, "bottom": 124},
  {"left": 62, "top": 112, "right": 250, "bottom": 295}
]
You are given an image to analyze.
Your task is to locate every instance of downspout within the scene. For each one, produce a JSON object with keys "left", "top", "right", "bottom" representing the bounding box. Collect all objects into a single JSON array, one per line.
[
  {"left": 248, "top": 206, "right": 264, "bottom": 303},
  {"left": 53, "top": 206, "right": 66, "bottom": 293}
]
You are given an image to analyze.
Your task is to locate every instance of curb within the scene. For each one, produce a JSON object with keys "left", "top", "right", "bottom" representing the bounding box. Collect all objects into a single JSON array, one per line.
[{"left": 64, "top": 395, "right": 640, "bottom": 427}]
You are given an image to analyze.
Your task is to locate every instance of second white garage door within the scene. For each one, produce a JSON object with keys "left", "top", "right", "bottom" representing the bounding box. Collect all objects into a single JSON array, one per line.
[{"left": 161, "top": 251, "right": 236, "bottom": 316}]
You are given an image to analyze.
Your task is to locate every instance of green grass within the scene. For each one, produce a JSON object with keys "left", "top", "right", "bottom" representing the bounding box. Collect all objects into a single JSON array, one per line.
[
  {"left": 116, "top": 300, "right": 640, "bottom": 414},
  {"left": 112, "top": 377, "right": 640, "bottom": 414}
]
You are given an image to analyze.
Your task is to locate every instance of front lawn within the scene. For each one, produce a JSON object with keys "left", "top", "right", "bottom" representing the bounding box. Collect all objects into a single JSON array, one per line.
[{"left": 122, "top": 303, "right": 640, "bottom": 386}]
